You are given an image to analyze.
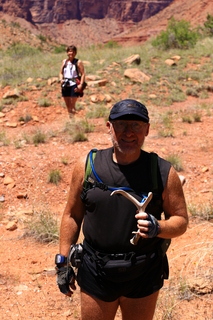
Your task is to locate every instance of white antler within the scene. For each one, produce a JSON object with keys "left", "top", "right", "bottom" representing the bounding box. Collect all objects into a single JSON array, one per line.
[{"left": 110, "top": 190, "right": 153, "bottom": 245}]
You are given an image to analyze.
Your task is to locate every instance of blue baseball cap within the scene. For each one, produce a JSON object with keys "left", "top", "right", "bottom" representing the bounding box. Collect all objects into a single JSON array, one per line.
[{"left": 109, "top": 99, "right": 149, "bottom": 123}]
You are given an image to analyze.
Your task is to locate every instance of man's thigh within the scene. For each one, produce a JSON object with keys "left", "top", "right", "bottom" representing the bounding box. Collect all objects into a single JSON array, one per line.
[
  {"left": 81, "top": 290, "right": 119, "bottom": 320},
  {"left": 119, "top": 291, "right": 159, "bottom": 320}
]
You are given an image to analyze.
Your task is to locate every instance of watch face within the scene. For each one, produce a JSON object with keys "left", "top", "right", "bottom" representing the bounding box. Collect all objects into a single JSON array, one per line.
[{"left": 55, "top": 254, "right": 66, "bottom": 264}]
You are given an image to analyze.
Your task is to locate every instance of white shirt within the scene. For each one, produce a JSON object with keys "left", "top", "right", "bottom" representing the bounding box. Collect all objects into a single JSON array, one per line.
[{"left": 63, "top": 60, "right": 78, "bottom": 86}]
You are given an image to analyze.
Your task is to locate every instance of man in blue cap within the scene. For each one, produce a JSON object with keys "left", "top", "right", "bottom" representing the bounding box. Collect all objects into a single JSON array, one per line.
[{"left": 56, "top": 99, "right": 188, "bottom": 320}]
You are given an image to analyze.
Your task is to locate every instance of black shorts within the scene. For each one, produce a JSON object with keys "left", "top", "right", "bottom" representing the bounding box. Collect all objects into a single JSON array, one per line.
[
  {"left": 61, "top": 84, "right": 80, "bottom": 97},
  {"left": 77, "top": 244, "right": 169, "bottom": 302}
]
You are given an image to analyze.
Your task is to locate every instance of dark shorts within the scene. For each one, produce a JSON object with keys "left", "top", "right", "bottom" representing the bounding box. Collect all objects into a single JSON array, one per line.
[
  {"left": 77, "top": 244, "right": 169, "bottom": 302},
  {"left": 61, "top": 84, "right": 80, "bottom": 97}
]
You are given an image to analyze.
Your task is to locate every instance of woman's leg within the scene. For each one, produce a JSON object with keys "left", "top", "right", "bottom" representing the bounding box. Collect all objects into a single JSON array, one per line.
[
  {"left": 63, "top": 96, "right": 78, "bottom": 115},
  {"left": 119, "top": 291, "right": 159, "bottom": 320},
  {"left": 81, "top": 290, "right": 119, "bottom": 320}
]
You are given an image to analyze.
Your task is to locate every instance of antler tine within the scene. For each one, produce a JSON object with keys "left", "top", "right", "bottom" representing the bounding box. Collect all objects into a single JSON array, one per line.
[
  {"left": 110, "top": 189, "right": 141, "bottom": 210},
  {"left": 110, "top": 190, "right": 153, "bottom": 245}
]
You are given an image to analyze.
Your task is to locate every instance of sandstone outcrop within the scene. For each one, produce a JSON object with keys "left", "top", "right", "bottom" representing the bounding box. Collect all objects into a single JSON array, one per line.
[{"left": 0, "top": 0, "right": 173, "bottom": 23}]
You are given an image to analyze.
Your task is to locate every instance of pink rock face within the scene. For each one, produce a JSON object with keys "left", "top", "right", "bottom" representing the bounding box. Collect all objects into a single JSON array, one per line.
[{"left": 0, "top": 0, "right": 173, "bottom": 23}]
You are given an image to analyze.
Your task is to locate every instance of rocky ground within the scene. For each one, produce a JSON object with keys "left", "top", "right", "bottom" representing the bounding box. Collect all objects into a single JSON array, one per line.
[
  {"left": 0, "top": 79, "right": 213, "bottom": 319},
  {"left": 0, "top": 0, "right": 213, "bottom": 318}
]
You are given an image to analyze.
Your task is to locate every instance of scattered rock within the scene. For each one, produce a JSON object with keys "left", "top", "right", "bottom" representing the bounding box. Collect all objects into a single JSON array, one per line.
[
  {"left": 0, "top": 195, "right": 5, "bottom": 202},
  {"left": 149, "top": 94, "right": 157, "bottom": 99},
  {"left": 188, "top": 277, "right": 213, "bottom": 294},
  {"left": 123, "top": 54, "right": 141, "bottom": 65},
  {"left": 6, "top": 221, "right": 18, "bottom": 231},
  {"left": 47, "top": 77, "right": 58, "bottom": 85},
  {"left": 172, "top": 55, "right": 181, "bottom": 61},
  {"left": 87, "top": 79, "right": 108, "bottom": 87},
  {"left": 3, "top": 88, "right": 21, "bottom": 99},
  {"left": 5, "top": 122, "right": 18, "bottom": 128},
  {"left": 124, "top": 68, "right": 150, "bottom": 83},
  {"left": 165, "top": 59, "right": 177, "bottom": 66},
  {"left": 3, "top": 176, "right": 14, "bottom": 185},
  {"left": 32, "top": 115, "right": 39, "bottom": 122},
  {"left": 17, "top": 193, "right": 28, "bottom": 199},
  {"left": 26, "top": 77, "right": 34, "bottom": 83},
  {"left": 201, "top": 166, "right": 209, "bottom": 173},
  {"left": 14, "top": 284, "right": 29, "bottom": 294},
  {"left": 3, "top": 176, "right": 15, "bottom": 189},
  {"left": 86, "top": 74, "right": 101, "bottom": 81},
  {"left": 17, "top": 209, "right": 33, "bottom": 216},
  {"left": 90, "top": 93, "right": 112, "bottom": 103}
]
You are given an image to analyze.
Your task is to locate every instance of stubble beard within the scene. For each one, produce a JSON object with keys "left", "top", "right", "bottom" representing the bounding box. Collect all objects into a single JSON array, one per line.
[{"left": 111, "top": 136, "right": 138, "bottom": 156}]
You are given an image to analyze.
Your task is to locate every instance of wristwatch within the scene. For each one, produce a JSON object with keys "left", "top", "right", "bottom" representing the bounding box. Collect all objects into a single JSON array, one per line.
[{"left": 55, "top": 254, "right": 67, "bottom": 266}]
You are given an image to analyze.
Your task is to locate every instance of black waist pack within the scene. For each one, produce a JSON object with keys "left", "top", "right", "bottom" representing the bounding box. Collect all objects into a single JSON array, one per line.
[
  {"left": 100, "top": 252, "right": 156, "bottom": 282},
  {"left": 84, "top": 241, "right": 157, "bottom": 283}
]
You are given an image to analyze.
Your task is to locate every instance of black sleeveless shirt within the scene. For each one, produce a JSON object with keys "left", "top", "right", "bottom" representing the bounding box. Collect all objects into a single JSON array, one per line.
[{"left": 82, "top": 147, "right": 171, "bottom": 254}]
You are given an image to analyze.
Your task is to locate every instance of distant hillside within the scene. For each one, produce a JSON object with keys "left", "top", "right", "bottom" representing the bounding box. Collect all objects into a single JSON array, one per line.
[
  {"left": 0, "top": 0, "right": 173, "bottom": 23},
  {"left": 0, "top": 0, "right": 212, "bottom": 49},
  {"left": 114, "top": 0, "right": 213, "bottom": 45}
]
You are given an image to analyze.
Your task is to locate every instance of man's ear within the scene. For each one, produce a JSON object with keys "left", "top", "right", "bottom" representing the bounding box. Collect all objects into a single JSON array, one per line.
[
  {"left": 106, "top": 121, "right": 111, "bottom": 132},
  {"left": 145, "top": 123, "right": 150, "bottom": 136}
]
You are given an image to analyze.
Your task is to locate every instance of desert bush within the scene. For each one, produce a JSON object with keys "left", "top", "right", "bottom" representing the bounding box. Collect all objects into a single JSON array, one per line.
[
  {"left": 32, "top": 130, "right": 46, "bottom": 145},
  {"left": 48, "top": 169, "right": 61, "bottom": 185},
  {"left": 0, "top": 131, "right": 10, "bottom": 146},
  {"left": 158, "top": 114, "right": 174, "bottom": 138},
  {"left": 204, "top": 14, "right": 213, "bottom": 36},
  {"left": 6, "top": 42, "right": 41, "bottom": 58},
  {"left": 152, "top": 17, "right": 199, "bottom": 49},
  {"left": 86, "top": 105, "right": 109, "bottom": 119},
  {"left": 19, "top": 114, "right": 33, "bottom": 123},
  {"left": 53, "top": 44, "right": 66, "bottom": 53},
  {"left": 166, "top": 154, "right": 183, "bottom": 172},
  {"left": 182, "top": 115, "right": 193, "bottom": 123},
  {"left": 38, "top": 98, "right": 52, "bottom": 107},
  {"left": 64, "top": 119, "right": 93, "bottom": 142},
  {"left": 188, "top": 202, "right": 213, "bottom": 221},
  {"left": 26, "top": 209, "right": 59, "bottom": 243},
  {"left": 37, "top": 34, "right": 47, "bottom": 42}
]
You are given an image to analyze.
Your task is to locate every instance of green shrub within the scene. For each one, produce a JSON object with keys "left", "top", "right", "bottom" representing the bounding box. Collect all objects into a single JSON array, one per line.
[
  {"left": 204, "top": 14, "right": 213, "bottom": 36},
  {"left": 32, "top": 130, "right": 46, "bottom": 145},
  {"left": 19, "top": 114, "right": 33, "bottom": 123},
  {"left": 86, "top": 105, "right": 109, "bottom": 119},
  {"left": 6, "top": 43, "right": 40, "bottom": 58},
  {"left": 188, "top": 202, "right": 213, "bottom": 221},
  {"left": 158, "top": 114, "right": 174, "bottom": 137},
  {"left": 152, "top": 17, "right": 199, "bottom": 49},
  {"left": 48, "top": 169, "right": 61, "bottom": 185},
  {"left": 72, "top": 132, "right": 88, "bottom": 142},
  {"left": 0, "top": 131, "right": 10, "bottom": 146},
  {"left": 64, "top": 119, "right": 93, "bottom": 142},
  {"left": 182, "top": 115, "right": 192, "bottom": 123},
  {"left": 26, "top": 209, "right": 59, "bottom": 243},
  {"left": 166, "top": 154, "right": 183, "bottom": 172},
  {"left": 38, "top": 98, "right": 52, "bottom": 107},
  {"left": 54, "top": 45, "right": 66, "bottom": 53},
  {"left": 37, "top": 34, "right": 47, "bottom": 42}
]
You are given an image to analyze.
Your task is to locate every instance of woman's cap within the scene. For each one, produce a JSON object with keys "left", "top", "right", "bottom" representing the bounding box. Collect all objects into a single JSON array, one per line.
[{"left": 109, "top": 99, "right": 149, "bottom": 123}]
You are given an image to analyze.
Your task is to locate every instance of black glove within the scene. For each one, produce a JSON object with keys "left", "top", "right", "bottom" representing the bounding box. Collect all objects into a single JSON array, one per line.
[
  {"left": 146, "top": 214, "right": 160, "bottom": 238},
  {"left": 56, "top": 265, "right": 76, "bottom": 295}
]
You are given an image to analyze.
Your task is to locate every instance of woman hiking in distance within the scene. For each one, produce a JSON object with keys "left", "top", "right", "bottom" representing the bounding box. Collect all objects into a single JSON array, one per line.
[{"left": 59, "top": 45, "right": 85, "bottom": 117}]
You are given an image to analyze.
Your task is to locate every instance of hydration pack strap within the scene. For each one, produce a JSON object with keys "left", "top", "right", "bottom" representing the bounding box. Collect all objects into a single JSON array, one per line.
[{"left": 83, "top": 149, "right": 134, "bottom": 192}]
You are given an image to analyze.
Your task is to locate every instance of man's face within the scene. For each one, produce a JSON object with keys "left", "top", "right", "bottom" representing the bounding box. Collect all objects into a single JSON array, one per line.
[{"left": 107, "top": 120, "right": 150, "bottom": 155}]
